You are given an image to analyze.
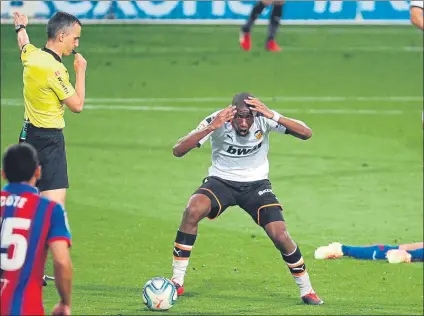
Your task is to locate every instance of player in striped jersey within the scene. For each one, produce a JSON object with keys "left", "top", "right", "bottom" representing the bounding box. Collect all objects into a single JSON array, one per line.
[
  {"left": 1, "top": 143, "right": 73, "bottom": 315},
  {"left": 314, "top": 241, "right": 423, "bottom": 263}
]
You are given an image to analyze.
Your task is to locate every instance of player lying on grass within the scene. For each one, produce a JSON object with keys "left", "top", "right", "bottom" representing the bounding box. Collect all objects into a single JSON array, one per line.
[{"left": 314, "top": 242, "right": 423, "bottom": 263}]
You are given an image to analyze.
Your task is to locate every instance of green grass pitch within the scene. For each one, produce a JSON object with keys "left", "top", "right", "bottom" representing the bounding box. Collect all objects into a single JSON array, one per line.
[{"left": 1, "top": 24, "right": 423, "bottom": 315}]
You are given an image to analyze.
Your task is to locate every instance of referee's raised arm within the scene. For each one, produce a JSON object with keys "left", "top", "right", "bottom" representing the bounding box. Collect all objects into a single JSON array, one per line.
[{"left": 13, "top": 12, "right": 29, "bottom": 50}]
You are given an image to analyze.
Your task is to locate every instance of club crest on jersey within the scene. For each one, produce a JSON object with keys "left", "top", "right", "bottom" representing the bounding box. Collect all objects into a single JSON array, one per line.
[{"left": 254, "top": 129, "right": 263, "bottom": 140}]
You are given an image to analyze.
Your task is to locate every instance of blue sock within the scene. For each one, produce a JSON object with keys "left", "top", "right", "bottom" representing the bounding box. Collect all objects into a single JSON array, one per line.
[
  {"left": 408, "top": 248, "right": 424, "bottom": 262},
  {"left": 341, "top": 245, "right": 399, "bottom": 260}
]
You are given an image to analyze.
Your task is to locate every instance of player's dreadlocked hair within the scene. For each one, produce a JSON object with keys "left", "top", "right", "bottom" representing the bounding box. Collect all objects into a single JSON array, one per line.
[{"left": 232, "top": 92, "right": 255, "bottom": 111}]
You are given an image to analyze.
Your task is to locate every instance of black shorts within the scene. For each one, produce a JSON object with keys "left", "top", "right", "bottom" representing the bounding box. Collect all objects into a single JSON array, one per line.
[
  {"left": 20, "top": 122, "right": 69, "bottom": 191},
  {"left": 193, "top": 176, "right": 284, "bottom": 227}
]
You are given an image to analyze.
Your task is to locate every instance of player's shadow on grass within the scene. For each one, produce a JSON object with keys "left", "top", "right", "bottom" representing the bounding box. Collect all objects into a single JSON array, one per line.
[
  {"left": 179, "top": 291, "right": 198, "bottom": 298},
  {"left": 74, "top": 283, "right": 140, "bottom": 295},
  {"left": 135, "top": 309, "right": 222, "bottom": 315},
  {"left": 133, "top": 290, "right": 297, "bottom": 314}
]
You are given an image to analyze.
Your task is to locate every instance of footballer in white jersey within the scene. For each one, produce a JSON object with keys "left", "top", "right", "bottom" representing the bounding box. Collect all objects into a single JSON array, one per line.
[{"left": 169, "top": 92, "right": 324, "bottom": 306}]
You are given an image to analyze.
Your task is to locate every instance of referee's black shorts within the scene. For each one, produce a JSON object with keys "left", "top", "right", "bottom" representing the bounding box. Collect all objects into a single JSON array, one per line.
[{"left": 20, "top": 123, "right": 69, "bottom": 191}]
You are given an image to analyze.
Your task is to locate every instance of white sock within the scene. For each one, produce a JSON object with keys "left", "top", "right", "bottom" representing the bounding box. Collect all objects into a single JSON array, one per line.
[
  {"left": 172, "top": 231, "right": 196, "bottom": 286},
  {"left": 294, "top": 271, "right": 313, "bottom": 297},
  {"left": 282, "top": 245, "right": 314, "bottom": 297},
  {"left": 172, "top": 258, "right": 189, "bottom": 285}
]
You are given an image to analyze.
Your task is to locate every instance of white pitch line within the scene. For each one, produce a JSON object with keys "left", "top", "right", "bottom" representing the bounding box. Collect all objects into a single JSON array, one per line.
[
  {"left": 1, "top": 96, "right": 423, "bottom": 104},
  {"left": 0, "top": 18, "right": 412, "bottom": 26},
  {"left": 161, "top": 26, "right": 422, "bottom": 35},
  {"left": 0, "top": 103, "right": 417, "bottom": 115},
  {"left": 81, "top": 105, "right": 408, "bottom": 115},
  {"left": 1, "top": 46, "right": 422, "bottom": 55},
  {"left": 84, "top": 96, "right": 424, "bottom": 103}
]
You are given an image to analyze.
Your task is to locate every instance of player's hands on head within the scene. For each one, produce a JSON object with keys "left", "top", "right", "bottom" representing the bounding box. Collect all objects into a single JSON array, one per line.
[
  {"left": 13, "top": 12, "right": 28, "bottom": 27},
  {"left": 52, "top": 303, "right": 71, "bottom": 316},
  {"left": 73, "top": 53, "right": 87, "bottom": 73},
  {"left": 210, "top": 105, "right": 236, "bottom": 130},
  {"left": 244, "top": 97, "right": 273, "bottom": 119}
]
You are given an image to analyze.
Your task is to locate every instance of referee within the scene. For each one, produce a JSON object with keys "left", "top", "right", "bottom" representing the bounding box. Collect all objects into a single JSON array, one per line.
[{"left": 13, "top": 11, "right": 87, "bottom": 208}]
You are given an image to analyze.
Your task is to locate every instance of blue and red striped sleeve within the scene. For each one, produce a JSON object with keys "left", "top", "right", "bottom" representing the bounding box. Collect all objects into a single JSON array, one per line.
[{"left": 46, "top": 203, "right": 71, "bottom": 247}]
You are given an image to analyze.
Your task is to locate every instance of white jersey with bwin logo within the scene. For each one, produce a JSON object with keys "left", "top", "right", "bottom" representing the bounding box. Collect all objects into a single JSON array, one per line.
[{"left": 189, "top": 110, "right": 300, "bottom": 182}]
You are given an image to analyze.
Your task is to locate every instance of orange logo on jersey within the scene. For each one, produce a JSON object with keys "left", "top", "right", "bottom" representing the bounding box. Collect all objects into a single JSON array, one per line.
[{"left": 254, "top": 130, "right": 263, "bottom": 140}]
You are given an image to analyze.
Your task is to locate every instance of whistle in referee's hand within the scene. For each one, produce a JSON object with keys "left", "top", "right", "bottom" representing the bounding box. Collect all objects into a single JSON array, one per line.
[{"left": 72, "top": 50, "right": 77, "bottom": 55}]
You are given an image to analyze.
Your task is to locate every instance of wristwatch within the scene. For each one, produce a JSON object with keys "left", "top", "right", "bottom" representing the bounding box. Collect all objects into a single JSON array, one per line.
[{"left": 15, "top": 24, "right": 26, "bottom": 33}]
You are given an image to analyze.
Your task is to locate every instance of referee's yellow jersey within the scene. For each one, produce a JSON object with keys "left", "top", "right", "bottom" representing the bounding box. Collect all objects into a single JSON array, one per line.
[{"left": 21, "top": 44, "right": 76, "bottom": 129}]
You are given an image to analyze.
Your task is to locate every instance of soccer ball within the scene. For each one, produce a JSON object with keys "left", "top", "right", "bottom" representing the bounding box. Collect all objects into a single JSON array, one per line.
[{"left": 142, "top": 277, "right": 177, "bottom": 311}]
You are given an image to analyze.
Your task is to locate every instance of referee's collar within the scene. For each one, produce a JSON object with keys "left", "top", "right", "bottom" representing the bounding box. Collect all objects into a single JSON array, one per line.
[
  {"left": 2, "top": 182, "right": 39, "bottom": 195},
  {"left": 42, "top": 47, "right": 62, "bottom": 63}
]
